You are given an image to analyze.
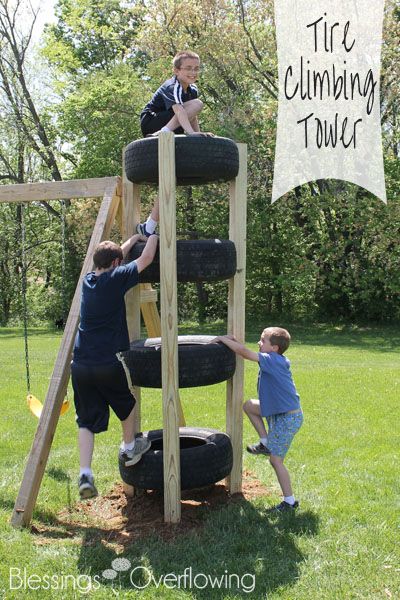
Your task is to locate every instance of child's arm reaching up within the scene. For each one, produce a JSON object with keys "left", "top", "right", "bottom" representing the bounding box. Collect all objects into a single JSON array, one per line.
[{"left": 213, "top": 335, "right": 259, "bottom": 362}]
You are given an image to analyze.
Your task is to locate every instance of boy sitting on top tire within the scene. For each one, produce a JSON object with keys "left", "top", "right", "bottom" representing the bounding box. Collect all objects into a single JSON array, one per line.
[{"left": 140, "top": 50, "right": 213, "bottom": 138}]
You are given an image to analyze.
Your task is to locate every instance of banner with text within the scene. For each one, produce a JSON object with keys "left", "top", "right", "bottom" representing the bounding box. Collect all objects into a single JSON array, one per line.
[{"left": 272, "top": 0, "right": 386, "bottom": 203}]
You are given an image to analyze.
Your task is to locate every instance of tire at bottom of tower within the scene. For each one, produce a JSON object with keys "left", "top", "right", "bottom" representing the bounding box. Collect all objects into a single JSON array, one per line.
[{"left": 119, "top": 427, "right": 233, "bottom": 490}]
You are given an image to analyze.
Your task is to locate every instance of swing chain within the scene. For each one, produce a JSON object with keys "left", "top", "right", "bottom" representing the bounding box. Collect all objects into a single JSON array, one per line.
[
  {"left": 60, "top": 199, "right": 67, "bottom": 325},
  {"left": 21, "top": 203, "right": 30, "bottom": 394}
]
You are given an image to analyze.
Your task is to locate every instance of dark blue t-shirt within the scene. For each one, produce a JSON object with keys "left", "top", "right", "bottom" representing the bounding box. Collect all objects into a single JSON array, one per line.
[
  {"left": 257, "top": 352, "right": 300, "bottom": 417},
  {"left": 73, "top": 261, "right": 139, "bottom": 366},
  {"left": 141, "top": 76, "right": 198, "bottom": 120}
]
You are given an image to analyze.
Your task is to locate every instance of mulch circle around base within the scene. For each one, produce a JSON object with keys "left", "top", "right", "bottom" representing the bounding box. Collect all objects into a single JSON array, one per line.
[{"left": 32, "top": 471, "right": 271, "bottom": 549}]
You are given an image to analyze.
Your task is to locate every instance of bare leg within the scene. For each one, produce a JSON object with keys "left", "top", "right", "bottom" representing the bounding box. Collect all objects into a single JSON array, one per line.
[
  {"left": 269, "top": 455, "right": 293, "bottom": 497},
  {"left": 150, "top": 196, "right": 159, "bottom": 222},
  {"left": 190, "top": 114, "right": 200, "bottom": 132},
  {"left": 121, "top": 405, "right": 136, "bottom": 445},
  {"left": 79, "top": 428, "right": 94, "bottom": 470},
  {"left": 141, "top": 196, "right": 159, "bottom": 233},
  {"left": 243, "top": 399, "right": 268, "bottom": 438},
  {"left": 166, "top": 113, "right": 200, "bottom": 132},
  {"left": 165, "top": 98, "right": 203, "bottom": 132}
]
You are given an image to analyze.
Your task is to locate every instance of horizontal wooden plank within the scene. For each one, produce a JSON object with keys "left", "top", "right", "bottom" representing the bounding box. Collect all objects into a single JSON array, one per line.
[{"left": 0, "top": 177, "right": 121, "bottom": 203}]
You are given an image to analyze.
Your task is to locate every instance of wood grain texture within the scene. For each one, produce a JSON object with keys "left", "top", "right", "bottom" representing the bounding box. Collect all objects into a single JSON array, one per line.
[
  {"left": 0, "top": 177, "right": 120, "bottom": 203},
  {"left": 139, "top": 284, "right": 158, "bottom": 305},
  {"left": 159, "top": 133, "right": 181, "bottom": 523},
  {"left": 226, "top": 144, "right": 247, "bottom": 494},
  {"left": 121, "top": 157, "right": 142, "bottom": 433}
]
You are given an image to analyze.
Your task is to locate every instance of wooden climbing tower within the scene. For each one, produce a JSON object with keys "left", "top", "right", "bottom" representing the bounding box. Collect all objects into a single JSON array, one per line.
[
  {"left": 125, "top": 133, "right": 247, "bottom": 522},
  {"left": 6, "top": 132, "right": 246, "bottom": 528}
]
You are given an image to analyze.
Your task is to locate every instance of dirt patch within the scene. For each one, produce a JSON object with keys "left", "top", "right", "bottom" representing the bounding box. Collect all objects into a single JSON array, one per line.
[{"left": 32, "top": 470, "right": 270, "bottom": 549}]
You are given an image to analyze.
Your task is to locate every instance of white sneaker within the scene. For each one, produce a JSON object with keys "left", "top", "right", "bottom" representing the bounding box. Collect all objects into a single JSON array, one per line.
[
  {"left": 78, "top": 474, "right": 98, "bottom": 499},
  {"left": 135, "top": 222, "right": 151, "bottom": 237},
  {"left": 120, "top": 437, "right": 151, "bottom": 467}
]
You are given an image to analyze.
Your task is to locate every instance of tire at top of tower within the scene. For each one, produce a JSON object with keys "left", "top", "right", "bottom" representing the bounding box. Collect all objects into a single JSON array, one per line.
[{"left": 124, "top": 135, "right": 239, "bottom": 185}]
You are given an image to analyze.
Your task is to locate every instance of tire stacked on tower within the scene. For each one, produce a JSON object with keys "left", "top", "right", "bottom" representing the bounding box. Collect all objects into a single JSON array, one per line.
[{"left": 119, "top": 135, "right": 240, "bottom": 491}]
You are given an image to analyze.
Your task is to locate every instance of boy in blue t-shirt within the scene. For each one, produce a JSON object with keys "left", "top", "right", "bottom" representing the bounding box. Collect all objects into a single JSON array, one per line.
[
  {"left": 71, "top": 233, "right": 158, "bottom": 499},
  {"left": 214, "top": 327, "right": 303, "bottom": 512},
  {"left": 140, "top": 50, "right": 211, "bottom": 137}
]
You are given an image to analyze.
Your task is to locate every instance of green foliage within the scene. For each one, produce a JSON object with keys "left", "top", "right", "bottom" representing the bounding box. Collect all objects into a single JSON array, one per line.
[
  {"left": 0, "top": 0, "right": 398, "bottom": 325},
  {"left": 56, "top": 64, "right": 145, "bottom": 178},
  {"left": 0, "top": 201, "right": 76, "bottom": 327},
  {"left": 0, "top": 204, "right": 20, "bottom": 325},
  {"left": 42, "top": 0, "right": 143, "bottom": 76}
]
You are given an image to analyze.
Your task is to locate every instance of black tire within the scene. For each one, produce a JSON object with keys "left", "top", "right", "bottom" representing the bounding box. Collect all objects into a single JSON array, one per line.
[
  {"left": 124, "top": 135, "right": 239, "bottom": 185},
  {"left": 122, "top": 335, "right": 236, "bottom": 388},
  {"left": 119, "top": 427, "right": 233, "bottom": 490},
  {"left": 128, "top": 239, "right": 236, "bottom": 283}
]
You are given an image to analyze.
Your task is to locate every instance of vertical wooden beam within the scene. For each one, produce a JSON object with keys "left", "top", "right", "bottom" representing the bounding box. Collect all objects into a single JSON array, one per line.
[
  {"left": 121, "top": 149, "right": 142, "bottom": 435},
  {"left": 159, "top": 132, "right": 181, "bottom": 523},
  {"left": 120, "top": 154, "right": 141, "bottom": 497},
  {"left": 139, "top": 282, "right": 184, "bottom": 427},
  {"left": 226, "top": 144, "right": 247, "bottom": 494},
  {"left": 11, "top": 180, "right": 121, "bottom": 528}
]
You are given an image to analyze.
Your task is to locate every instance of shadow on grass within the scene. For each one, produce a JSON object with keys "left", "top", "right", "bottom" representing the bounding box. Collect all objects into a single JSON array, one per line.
[
  {"left": 0, "top": 469, "right": 72, "bottom": 527},
  {"left": 19, "top": 489, "right": 319, "bottom": 598},
  {"left": 47, "top": 467, "right": 74, "bottom": 512},
  {"left": 47, "top": 467, "right": 71, "bottom": 483},
  {"left": 0, "top": 496, "right": 60, "bottom": 526},
  {"left": 77, "top": 500, "right": 319, "bottom": 598}
]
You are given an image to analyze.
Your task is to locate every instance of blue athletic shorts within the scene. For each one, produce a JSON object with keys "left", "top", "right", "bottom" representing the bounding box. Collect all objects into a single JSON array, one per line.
[
  {"left": 71, "top": 361, "right": 136, "bottom": 434},
  {"left": 266, "top": 410, "right": 303, "bottom": 458}
]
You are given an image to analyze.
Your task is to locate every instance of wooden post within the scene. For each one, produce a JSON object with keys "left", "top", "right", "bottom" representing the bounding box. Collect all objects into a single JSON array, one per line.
[
  {"left": 226, "top": 144, "right": 247, "bottom": 494},
  {"left": 119, "top": 154, "right": 142, "bottom": 497},
  {"left": 159, "top": 132, "right": 181, "bottom": 523},
  {"left": 11, "top": 179, "right": 122, "bottom": 527},
  {"left": 121, "top": 151, "right": 142, "bottom": 436}
]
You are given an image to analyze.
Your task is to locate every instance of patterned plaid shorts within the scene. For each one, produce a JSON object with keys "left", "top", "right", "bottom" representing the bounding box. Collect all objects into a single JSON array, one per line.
[{"left": 266, "top": 410, "right": 303, "bottom": 458}]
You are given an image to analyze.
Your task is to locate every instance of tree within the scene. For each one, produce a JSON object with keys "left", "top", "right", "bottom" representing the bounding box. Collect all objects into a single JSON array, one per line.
[
  {"left": 0, "top": 0, "right": 63, "bottom": 186},
  {"left": 43, "top": 0, "right": 143, "bottom": 77},
  {"left": 1, "top": 0, "right": 398, "bottom": 325}
]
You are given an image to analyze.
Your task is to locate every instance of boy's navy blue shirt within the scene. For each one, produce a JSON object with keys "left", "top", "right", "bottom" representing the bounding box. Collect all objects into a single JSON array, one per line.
[
  {"left": 257, "top": 351, "right": 300, "bottom": 417},
  {"left": 141, "top": 75, "right": 198, "bottom": 119},
  {"left": 73, "top": 262, "right": 139, "bottom": 366}
]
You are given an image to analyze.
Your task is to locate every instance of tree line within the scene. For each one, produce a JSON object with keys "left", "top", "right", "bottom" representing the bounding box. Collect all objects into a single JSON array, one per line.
[{"left": 0, "top": 0, "right": 398, "bottom": 326}]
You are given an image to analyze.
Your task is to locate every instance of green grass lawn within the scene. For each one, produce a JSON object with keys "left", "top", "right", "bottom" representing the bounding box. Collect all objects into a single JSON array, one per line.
[{"left": 0, "top": 322, "right": 399, "bottom": 599}]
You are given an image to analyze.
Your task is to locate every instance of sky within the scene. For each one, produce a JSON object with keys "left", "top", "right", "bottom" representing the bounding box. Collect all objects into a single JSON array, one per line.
[{"left": 28, "top": 0, "right": 57, "bottom": 44}]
